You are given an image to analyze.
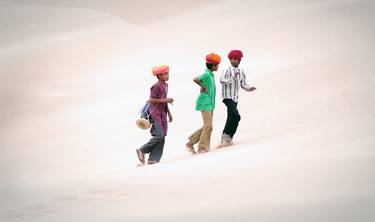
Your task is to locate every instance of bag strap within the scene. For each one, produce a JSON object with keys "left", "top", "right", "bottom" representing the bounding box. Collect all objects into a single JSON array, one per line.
[{"left": 140, "top": 85, "right": 168, "bottom": 119}]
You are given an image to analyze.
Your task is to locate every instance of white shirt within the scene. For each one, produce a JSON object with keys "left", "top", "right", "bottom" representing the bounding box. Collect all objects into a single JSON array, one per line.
[{"left": 220, "top": 65, "right": 252, "bottom": 102}]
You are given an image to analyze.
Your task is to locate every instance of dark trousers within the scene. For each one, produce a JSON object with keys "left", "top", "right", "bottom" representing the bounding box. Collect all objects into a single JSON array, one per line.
[
  {"left": 222, "top": 99, "right": 241, "bottom": 138},
  {"left": 140, "top": 122, "right": 165, "bottom": 162}
]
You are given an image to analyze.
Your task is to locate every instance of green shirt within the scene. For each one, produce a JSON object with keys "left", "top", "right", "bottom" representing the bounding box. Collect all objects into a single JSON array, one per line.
[{"left": 195, "top": 69, "right": 216, "bottom": 111}]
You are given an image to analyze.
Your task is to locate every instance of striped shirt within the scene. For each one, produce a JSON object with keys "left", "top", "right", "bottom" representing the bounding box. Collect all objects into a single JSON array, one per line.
[{"left": 220, "top": 66, "right": 252, "bottom": 103}]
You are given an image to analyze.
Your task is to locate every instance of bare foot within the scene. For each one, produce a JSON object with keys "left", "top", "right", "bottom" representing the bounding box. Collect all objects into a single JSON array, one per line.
[
  {"left": 136, "top": 149, "right": 145, "bottom": 165},
  {"left": 197, "top": 147, "right": 209, "bottom": 154},
  {"left": 185, "top": 142, "right": 196, "bottom": 154},
  {"left": 147, "top": 160, "right": 158, "bottom": 165}
]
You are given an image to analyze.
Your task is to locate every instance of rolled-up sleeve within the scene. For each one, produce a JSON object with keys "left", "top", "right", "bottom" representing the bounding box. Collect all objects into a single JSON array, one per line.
[{"left": 150, "top": 85, "right": 161, "bottom": 99}]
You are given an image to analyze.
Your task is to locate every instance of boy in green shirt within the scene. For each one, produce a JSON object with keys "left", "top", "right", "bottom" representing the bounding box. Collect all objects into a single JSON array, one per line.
[{"left": 186, "top": 53, "right": 221, "bottom": 154}]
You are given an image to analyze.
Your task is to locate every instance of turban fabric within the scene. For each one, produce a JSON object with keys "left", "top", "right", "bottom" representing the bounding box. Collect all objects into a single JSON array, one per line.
[
  {"left": 228, "top": 50, "right": 243, "bottom": 60},
  {"left": 152, "top": 65, "right": 170, "bottom": 76},
  {"left": 206, "top": 53, "right": 221, "bottom": 65}
]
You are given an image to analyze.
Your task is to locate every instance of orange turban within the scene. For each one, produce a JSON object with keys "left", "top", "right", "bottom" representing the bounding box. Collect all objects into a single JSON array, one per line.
[
  {"left": 228, "top": 50, "right": 243, "bottom": 60},
  {"left": 152, "top": 65, "right": 170, "bottom": 76},
  {"left": 206, "top": 53, "right": 221, "bottom": 65}
]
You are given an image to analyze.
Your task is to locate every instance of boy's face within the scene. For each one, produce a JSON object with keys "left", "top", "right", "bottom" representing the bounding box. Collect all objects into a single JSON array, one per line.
[
  {"left": 158, "top": 72, "right": 169, "bottom": 81},
  {"left": 212, "top": 64, "right": 219, "bottom": 72},
  {"left": 230, "top": 57, "right": 241, "bottom": 67}
]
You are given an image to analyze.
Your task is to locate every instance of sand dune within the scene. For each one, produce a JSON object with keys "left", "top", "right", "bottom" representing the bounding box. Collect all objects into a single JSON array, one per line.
[
  {"left": 0, "top": 0, "right": 227, "bottom": 24},
  {"left": 0, "top": 0, "right": 374, "bottom": 221}
]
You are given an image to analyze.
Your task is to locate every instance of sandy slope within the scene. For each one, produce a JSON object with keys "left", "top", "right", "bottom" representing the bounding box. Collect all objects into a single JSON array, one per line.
[
  {"left": 0, "top": 0, "right": 375, "bottom": 221},
  {"left": 2, "top": 52, "right": 373, "bottom": 222},
  {"left": 0, "top": 0, "right": 227, "bottom": 24}
]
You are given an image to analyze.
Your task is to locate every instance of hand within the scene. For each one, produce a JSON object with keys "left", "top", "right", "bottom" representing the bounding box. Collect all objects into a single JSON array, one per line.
[
  {"left": 248, "top": 87, "right": 256, "bottom": 92},
  {"left": 168, "top": 114, "right": 173, "bottom": 122},
  {"left": 200, "top": 87, "right": 208, "bottom": 93},
  {"left": 166, "top": 98, "right": 174, "bottom": 104}
]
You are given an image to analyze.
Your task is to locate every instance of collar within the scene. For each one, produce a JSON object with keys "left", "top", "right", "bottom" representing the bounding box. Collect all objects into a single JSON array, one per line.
[
  {"left": 158, "top": 80, "right": 168, "bottom": 85},
  {"left": 205, "top": 68, "right": 214, "bottom": 76}
]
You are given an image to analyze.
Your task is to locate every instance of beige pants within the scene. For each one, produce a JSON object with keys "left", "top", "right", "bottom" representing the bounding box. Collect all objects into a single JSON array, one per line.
[{"left": 188, "top": 111, "right": 213, "bottom": 150}]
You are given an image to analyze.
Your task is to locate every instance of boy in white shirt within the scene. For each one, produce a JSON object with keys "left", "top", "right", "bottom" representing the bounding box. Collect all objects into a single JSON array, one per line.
[{"left": 219, "top": 50, "right": 256, "bottom": 147}]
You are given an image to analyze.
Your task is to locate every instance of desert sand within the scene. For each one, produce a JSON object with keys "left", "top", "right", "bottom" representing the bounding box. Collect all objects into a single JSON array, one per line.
[{"left": 1, "top": 0, "right": 374, "bottom": 221}]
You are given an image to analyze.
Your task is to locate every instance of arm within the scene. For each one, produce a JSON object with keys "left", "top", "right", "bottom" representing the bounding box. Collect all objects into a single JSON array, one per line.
[
  {"left": 193, "top": 76, "right": 208, "bottom": 93},
  {"left": 167, "top": 104, "right": 173, "bottom": 122},
  {"left": 149, "top": 97, "right": 173, "bottom": 104},
  {"left": 240, "top": 71, "right": 256, "bottom": 92},
  {"left": 149, "top": 85, "right": 173, "bottom": 104},
  {"left": 220, "top": 68, "right": 234, "bottom": 85}
]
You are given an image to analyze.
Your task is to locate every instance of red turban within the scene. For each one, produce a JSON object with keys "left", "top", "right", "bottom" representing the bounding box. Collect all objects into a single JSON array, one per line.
[
  {"left": 206, "top": 53, "right": 221, "bottom": 65},
  {"left": 228, "top": 50, "right": 243, "bottom": 60},
  {"left": 152, "top": 65, "right": 170, "bottom": 76}
]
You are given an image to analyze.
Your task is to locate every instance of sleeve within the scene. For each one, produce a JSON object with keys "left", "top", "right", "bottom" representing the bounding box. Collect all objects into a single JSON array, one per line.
[
  {"left": 150, "top": 85, "right": 161, "bottom": 99},
  {"left": 240, "top": 69, "right": 252, "bottom": 91},
  {"left": 220, "top": 68, "right": 234, "bottom": 85}
]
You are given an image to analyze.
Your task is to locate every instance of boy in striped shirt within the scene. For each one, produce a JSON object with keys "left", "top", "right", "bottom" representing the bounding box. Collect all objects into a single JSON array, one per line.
[{"left": 219, "top": 50, "right": 256, "bottom": 147}]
